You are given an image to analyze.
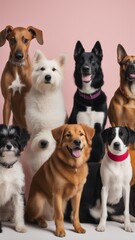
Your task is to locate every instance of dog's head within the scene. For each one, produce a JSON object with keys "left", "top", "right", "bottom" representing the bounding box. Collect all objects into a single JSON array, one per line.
[
  {"left": 31, "top": 50, "right": 66, "bottom": 93},
  {"left": 0, "top": 124, "right": 29, "bottom": 164},
  {"left": 0, "top": 26, "right": 43, "bottom": 65},
  {"left": 52, "top": 124, "right": 95, "bottom": 168},
  {"left": 102, "top": 126, "right": 135, "bottom": 154},
  {"left": 117, "top": 44, "right": 135, "bottom": 83},
  {"left": 73, "top": 41, "right": 104, "bottom": 92}
]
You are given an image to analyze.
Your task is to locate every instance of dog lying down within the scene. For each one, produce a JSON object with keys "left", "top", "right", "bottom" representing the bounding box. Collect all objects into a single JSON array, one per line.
[{"left": 25, "top": 124, "right": 95, "bottom": 237}]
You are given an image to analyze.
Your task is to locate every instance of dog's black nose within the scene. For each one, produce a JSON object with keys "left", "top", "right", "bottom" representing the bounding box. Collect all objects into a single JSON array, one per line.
[
  {"left": 40, "top": 140, "right": 49, "bottom": 149},
  {"left": 15, "top": 51, "right": 24, "bottom": 60},
  {"left": 82, "top": 66, "right": 90, "bottom": 74},
  {"left": 113, "top": 142, "right": 120, "bottom": 150},
  {"left": 45, "top": 75, "right": 51, "bottom": 82},
  {"left": 73, "top": 139, "right": 81, "bottom": 146},
  {"left": 129, "top": 64, "right": 135, "bottom": 71},
  {"left": 6, "top": 143, "right": 12, "bottom": 150}
]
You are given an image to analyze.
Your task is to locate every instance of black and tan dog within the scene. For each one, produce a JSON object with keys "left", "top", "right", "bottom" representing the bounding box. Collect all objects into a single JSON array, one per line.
[{"left": 109, "top": 44, "right": 135, "bottom": 129}]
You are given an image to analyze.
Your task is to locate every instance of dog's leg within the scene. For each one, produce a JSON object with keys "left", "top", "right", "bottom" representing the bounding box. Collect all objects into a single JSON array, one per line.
[
  {"left": 0, "top": 221, "right": 2, "bottom": 233},
  {"left": 123, "top": 184, "right": 133, "bottom": 232},
  {"left": 96, "top": 186, "right": 108, "bottom": 232},
  {"left": 3, "top": 97, "right": 12, "bottom": 125},
  {"left": 53, "top": 193, "right": 65, "bottom": 237},
  {"left": 71, "top": 188, "right": 86, "bottom": 234},
  {"left": 13, "top": 193, "right": 27, "bottom": 233}
]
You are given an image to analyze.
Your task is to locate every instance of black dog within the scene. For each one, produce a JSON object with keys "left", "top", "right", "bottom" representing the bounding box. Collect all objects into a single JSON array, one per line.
[
  {"left": 68, "top": 41, "right": 107, "bottom": 161},
  {"left": 65, "top": 127, "right": 135, "bottom": 224}
]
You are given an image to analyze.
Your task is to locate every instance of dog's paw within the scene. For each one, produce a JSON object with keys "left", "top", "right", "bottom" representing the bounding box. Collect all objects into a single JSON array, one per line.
[
  {"left": 74, "top": 225, "right": 86, "bottom": 234},
  {"left": 15, "top": 225, "right": 27, "bottom": 233},
  {"left": 124, "top": 224, "right": 133, "bottom": 232},
  {"left": 96, "top": 224, "right": 106, "bottom": 232},
  {"left": 55, "top": 228, "right": 66, "bottom": 237}
]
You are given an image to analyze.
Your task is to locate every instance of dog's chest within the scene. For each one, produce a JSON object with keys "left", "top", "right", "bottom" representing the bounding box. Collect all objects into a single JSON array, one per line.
[
  {"left": 77, "top": 107, "right": 104, "bottom": 128},
  {"left": 9, "top": 73, "right": 25, "bottom": 95}
]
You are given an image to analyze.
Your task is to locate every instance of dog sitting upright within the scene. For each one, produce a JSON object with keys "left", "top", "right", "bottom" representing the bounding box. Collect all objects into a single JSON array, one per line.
[
  {"left": 68, "top": 41, "right": 107, "bottom": 161},
  {"left": 0, "top": 25, "right": 43, "bottom": 128},
  {"left": 25, "top": 50, "right": 67, "bottom": 135},
  {"left": 26, "top": 124, "right": 94, "bottom": 237},
  {"left": 0, "top": 124, "right": 29, "bottom": 233}
]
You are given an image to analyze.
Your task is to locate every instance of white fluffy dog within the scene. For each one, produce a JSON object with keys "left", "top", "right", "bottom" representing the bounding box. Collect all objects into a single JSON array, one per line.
[{"left": 25, "top": 50, "right": 67, "bottom": 135}]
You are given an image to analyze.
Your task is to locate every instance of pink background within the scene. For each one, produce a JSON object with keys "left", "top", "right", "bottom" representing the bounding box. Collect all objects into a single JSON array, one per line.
[{"left": 0, "top": 0, "right": 135, "bottom": 125}]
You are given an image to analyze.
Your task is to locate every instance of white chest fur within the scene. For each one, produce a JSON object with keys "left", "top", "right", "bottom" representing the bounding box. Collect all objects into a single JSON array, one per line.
[
  {"left": 76, "top": 107, "right": 104, "bottom": 128},
  {"left": 8, "top": 73, "right": 25, "bottom": 95}
]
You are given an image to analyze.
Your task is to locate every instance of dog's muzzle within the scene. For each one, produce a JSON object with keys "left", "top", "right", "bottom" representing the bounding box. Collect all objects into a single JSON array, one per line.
[
  {"left": 82, "top": 66, "right": 92, "bottom": 83},
  {"left": 126, "top": 64, "right": 135, "bottom": 81},
  {"left": 44, "top": 75, "right": 51, "bottom": 84},
  {"left": 113, "top": 142, "right": 121, "bottom": 151},
  {"left": 67, "top": 139, "right": 82, "bottom": 158}
]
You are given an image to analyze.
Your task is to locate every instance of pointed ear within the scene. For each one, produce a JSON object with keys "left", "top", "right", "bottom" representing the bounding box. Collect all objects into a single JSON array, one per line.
[
  {"left": 32, "top": 50, "right": 46, "bottom": 65},
  {"left": 52, "top": 124, "right": 68, "bottom": 146},
  {"left": 0, "top": 25, "right": 13, "bottom": 47},
  {"left": 57, "top": 55, "right": 66, "bottom": 67},
  {"left": 80, "top": 124, "right": 95, "bottom": 145},
  {"left": 74, "top": 41, "right": 85, "bottom": 60},
  {"left": 27, "top": 26, "right": 43, "bottom": 45},
  {"left": 117, "top": 44, "right": 127, "bottom": 64},
  {"left": 101, "top": 128, "right": 111, "bottom": 143},
  {"left": 92, "top": 41, "right": 103, "bottom": 61}
]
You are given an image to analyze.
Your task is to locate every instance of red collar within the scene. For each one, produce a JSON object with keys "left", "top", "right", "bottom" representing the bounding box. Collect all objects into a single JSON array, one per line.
[
  {"left": 79, "top": 89, "right": 101, "bottom": 100},
  {"left": 107, "top": 150, "right": 129, "bottom": 162}
]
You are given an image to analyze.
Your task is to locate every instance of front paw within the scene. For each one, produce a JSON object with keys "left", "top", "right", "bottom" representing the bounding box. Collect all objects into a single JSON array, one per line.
[
  {"left": 55, "top": 227, "right": 66, "bottom": 237},
  {"left": 15, "top": 225, "right": 27, "bottom": 233},
  {"left": 124, "top": 224, "right": 133, "bottom": 232},
  {"left": 74, "top": 225, "right": 86, "bottom": 234},
  {"left": 96, "top": 224, "right": 106, "bottom": 232}
]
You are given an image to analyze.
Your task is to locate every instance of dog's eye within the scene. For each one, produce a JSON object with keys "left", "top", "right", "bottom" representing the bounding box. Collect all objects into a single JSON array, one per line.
[
  {"left": 10, "top": 38, "right": 16, "bottom": 45},
  {"left": 65, "top": 133, "right": 71, "bottom": 138},
  {"left": 80, "top": 132, "right": 84, "bottom": 136},
  {"left": 23, "top": 38, "right": 29, "bottom": 44},
  {"left": 91, "top": 61, "right": 96, "bottom": 66},
  {"left": 52, "top": 68, "right": 56, "bottom": 71},
  {"left": 40, "top": 67, "right": 45, "bottom": 71}
]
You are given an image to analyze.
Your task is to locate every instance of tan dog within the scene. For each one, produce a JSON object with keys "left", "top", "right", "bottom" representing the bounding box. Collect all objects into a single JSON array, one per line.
[
  {"left": 109, "top": 44, "right": 135, "bottom": 129},
  {"left": 0, "top": 25, "right": 43, "bottom": 128},
  {"left": 25, "top": 124, "right": 94, "bottom": 237}
]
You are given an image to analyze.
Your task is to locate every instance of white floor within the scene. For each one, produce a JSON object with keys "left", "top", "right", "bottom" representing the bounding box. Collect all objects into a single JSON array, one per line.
[{"left": 1, "top": 221, "right": 135, "bottom": 240}]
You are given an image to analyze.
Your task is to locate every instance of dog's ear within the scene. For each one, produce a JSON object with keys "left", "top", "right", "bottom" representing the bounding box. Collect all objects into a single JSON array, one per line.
[
  {"left": 117, "top": 44, "right": 127, "bottom": 64},
  {"left": 52, "top": 124, "right": 68, "bottom": 146},
  {"left": 101, "top": 128, "right": 111, "bottom": 143},
  {"left": 92, "top": 41, "right": 103, "bottom": 61},
  {"left": 20, "top": 128, "right": 30, "bottom": 151},
  {"left": 80, "top": 124, "right": 95, "bottom": 145},
  {"left": 74, "top": 41, "right": 85, "bottom": 60},
  {"left": 32, "top": 49, "right": 46, "bottom": 65},
  {"left": 0, "top": 25, "right": 13, "bottom": 47},
  {"left": 124, "top": 127, "right": 135, "bottom": 145},
  {"left": 56, "top": 55, "right": 66, "bottom": 68},
  {"left": 27, "top": 26, "right": 43, "bottom": 45}
]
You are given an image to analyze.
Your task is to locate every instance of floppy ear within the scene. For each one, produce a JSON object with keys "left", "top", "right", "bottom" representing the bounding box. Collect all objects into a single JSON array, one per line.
[
  {"left": 0, "top": 25, "right": 13, "bottom": 47},
  {"left": 80, "top": 124, "right": 95, "bottom": 145},
  {"left": 74, "top": 41, "right": 85, "bottom": 61},
  {"left": 117, "top": 44, "right": 127, "bottom": 64},
  {"left": 52, "top": 124, "right": 68, "bottom": 146},
  {"left": 27, "top": 26, "right": 43, "bottom": 45},
  {"left": 92, "top": 41, "right": 103, "bottom": 61},
  {"left": 125, "top": 127, "right": 135, "bottom": 145},
  {"left": 20, "top": 128, "right": 30, "bottom": 151},
  {"left": 101, "top": 128, "right": 111, "bottom": 143}
]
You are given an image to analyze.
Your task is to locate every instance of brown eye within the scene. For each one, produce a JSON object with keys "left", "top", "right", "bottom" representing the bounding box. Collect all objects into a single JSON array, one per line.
[
  {"left": 10, "top": 38, "right": 16, "bottom": 45},
  {"left": 23, "top": 38, "right": 29, "bottom": 44},
  {"left": 65, "top": 133, "right": 71, "bottom": 137},
  {"left": 80, "top": 132, "right": 84, "bottom": 136},
  {"left": 40, "top": 67, "right": 45, "bottom": 71},
  {"left": 52, "top": 68, "right": 56, "bottom": 71}
]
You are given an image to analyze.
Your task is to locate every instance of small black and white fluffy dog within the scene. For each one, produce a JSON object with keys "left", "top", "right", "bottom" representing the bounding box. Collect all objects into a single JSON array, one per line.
[
  {"left": 68, "top": 40, "right": 107, "bottom": 162},
  {"left": 65, "top": 127, "right": 135, "bottom": 229},
  {"left": 0, "top": 124, "right": 29, "bottom": 233}
]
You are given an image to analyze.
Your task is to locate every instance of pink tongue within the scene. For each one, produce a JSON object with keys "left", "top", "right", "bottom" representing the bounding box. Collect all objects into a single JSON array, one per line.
[
  {"left": 82, "top": 75, "right": 91, "bottom": 82},
  {"left": 72, "top": 149, "right": 81, "bottom": 158},
  {"left": 130, "top": 74, "right": 135, "bottom": 78}
]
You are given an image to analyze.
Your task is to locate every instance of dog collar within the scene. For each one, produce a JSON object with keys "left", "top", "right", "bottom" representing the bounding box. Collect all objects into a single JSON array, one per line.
[
  {"left": 0, "top": 160, "right": 18, "bottom": 169},
  {"left": 107, "top": 150, "right": 129, "bottom": 162},
  {"left": 79, "top": 89, "right": 101, "bottom": 100}
]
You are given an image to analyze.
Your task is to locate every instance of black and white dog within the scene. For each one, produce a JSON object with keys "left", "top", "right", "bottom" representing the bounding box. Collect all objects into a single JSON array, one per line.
[
  {"left": 68, "top": 41, "right": 107, "bottom": 161},
  {"left": 0, "top": 124, "right": 29, "bottom": 233},
  {"left": 65, "top": 127, "right": 135, "bottom": 229}
]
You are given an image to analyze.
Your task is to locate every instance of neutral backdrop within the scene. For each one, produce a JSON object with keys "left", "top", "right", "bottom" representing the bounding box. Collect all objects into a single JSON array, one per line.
[{"left": 0, "top": 0, "right": 135, "bottom": 239}]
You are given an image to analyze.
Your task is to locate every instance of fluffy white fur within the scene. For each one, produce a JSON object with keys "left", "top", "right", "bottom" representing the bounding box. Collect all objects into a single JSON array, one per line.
[
  {"left": 0, "top": 154, "right": 26, "bottom": 233},
  {"left": 25, "top": 50, "right": 67, "bottom": 135},
  {"left": 24, "top": 129, "right": 56, "bottom": 176}
]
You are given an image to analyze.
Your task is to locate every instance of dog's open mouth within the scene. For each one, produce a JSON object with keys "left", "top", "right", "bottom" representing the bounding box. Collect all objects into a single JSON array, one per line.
[
  {"left": 67, "top": 146, "right": 82, "bottom": 158},
  {"left": 128, "top": 73, "right": 135, "bottom": 81},
  {"left": 82, "top": 74, "right": 92, "bottom": 83}
]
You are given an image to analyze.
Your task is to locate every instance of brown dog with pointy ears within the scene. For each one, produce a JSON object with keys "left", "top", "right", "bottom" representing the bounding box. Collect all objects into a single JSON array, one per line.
[
  {"left": 25, "top": 124, "right": 95, "bottom": 237},
  {"left": 0, "top": 25, "right": 43, "bottom": 129},
  {"left": 108, "top": 44, "right": 135, "bottom": 130}
]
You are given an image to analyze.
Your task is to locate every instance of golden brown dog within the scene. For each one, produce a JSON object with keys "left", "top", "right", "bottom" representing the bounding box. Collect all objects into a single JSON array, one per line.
[
  {"left": 108, "top": 44, "right": 135, "bottom": 129},
  {"left": 25, "top": 124, "right": 94, "bottom": 237},
  {"left": 0, "top": 25, "right": 43, "bottom": 128}
]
